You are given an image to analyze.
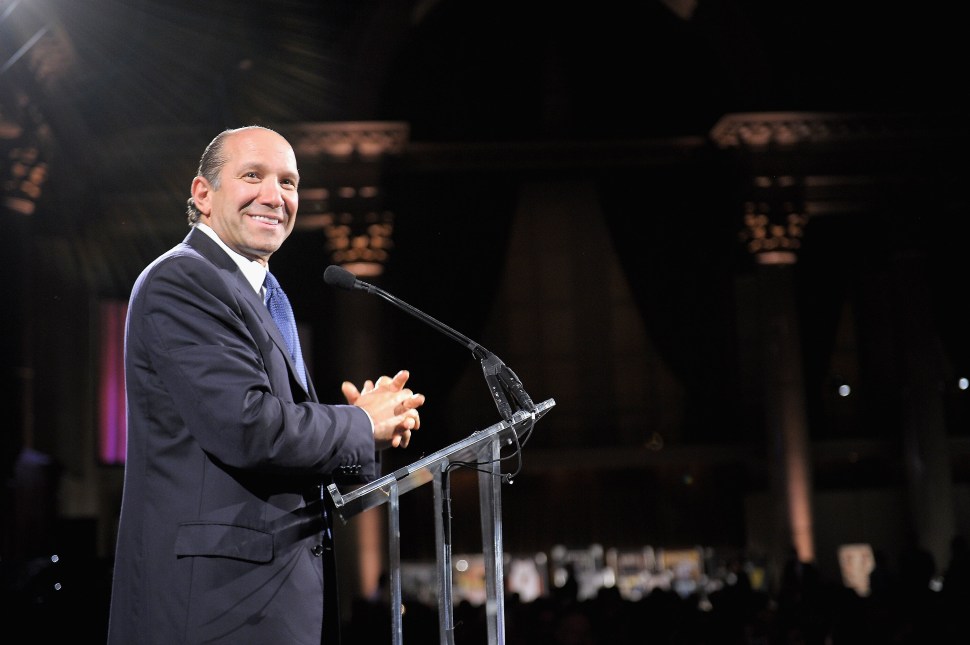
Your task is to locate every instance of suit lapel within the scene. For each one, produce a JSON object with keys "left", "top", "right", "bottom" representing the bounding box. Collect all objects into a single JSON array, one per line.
[{"left": 184, "top": 228, "right": 313, "bottom": 398}]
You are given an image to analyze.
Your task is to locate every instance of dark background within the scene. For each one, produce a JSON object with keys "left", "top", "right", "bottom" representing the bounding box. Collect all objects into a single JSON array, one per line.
[{"left": 3, "top": 0, "right": 970, "bottom": 641}]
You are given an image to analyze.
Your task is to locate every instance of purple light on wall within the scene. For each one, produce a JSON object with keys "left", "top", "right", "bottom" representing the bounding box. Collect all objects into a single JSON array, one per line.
[{"left": 99, "top": 300, "right": 127, "bottom": 464}]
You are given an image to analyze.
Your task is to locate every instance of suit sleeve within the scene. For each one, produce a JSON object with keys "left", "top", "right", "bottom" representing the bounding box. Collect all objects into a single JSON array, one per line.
[{"left": 129, "top": 253, "right": 377, "bottom": 478}]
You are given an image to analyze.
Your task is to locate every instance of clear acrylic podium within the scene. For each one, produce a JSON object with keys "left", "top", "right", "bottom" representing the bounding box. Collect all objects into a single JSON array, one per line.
[{"left": 327, "top": 398, "right": 555, "bottom": 645}]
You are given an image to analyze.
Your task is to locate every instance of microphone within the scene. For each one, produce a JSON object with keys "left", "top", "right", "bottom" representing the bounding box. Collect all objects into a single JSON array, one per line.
[
  {"left": 323, "top": 264, "right": 535, "bottom": 420},
  {"left": 323, "top": 264, "right": 359, "bottom": 291}
]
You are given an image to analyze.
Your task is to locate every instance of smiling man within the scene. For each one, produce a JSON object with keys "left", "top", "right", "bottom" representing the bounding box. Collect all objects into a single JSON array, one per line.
[
  {"left": 191, "top": 126, "right": 300, "bottom": 263},
  {"left": 106, "top": 125, "right": 425, "bottom": 644}
]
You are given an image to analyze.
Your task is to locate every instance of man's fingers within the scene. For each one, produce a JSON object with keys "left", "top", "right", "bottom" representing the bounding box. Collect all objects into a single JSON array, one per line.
[
  {"left": 341, "top": 381, "right": 360, "bottom": 404},
  {"left": 393, "top": 415, "right": 417, "bottom": 448},
  {"left": 400, "top": 392, "right": 425, "bottom": 410}
]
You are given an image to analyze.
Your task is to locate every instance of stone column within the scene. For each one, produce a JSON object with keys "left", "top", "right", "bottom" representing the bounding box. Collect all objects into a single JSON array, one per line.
[
  {"left": 740, "top": 179, "right": 816, "bottom": 583},
  {"left": 711, "top": 114, "right": 818, "bottom": 584}
]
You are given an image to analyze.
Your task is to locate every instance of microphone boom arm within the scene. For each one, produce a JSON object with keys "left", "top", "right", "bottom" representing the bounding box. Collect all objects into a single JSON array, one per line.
[
  {"left": 326, "top": 265, "right": 535, "bottom": 421},
  {"left": 358, "top": 281, "right": 489, "bottom": 361}
]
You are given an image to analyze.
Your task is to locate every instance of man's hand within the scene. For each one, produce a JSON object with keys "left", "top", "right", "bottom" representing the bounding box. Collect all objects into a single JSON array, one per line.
[{"left": 342, "top": 369, "right": 425, "bottom": 449}]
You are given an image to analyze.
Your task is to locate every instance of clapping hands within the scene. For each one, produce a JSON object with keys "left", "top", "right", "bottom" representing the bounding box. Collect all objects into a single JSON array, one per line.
[{"left": 342, "top": 369, "right": 425, "bottom": 449}]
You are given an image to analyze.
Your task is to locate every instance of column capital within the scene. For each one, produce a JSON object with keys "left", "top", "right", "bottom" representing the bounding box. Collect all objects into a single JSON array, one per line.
[
  {"left": 288, "top": 122, "right": 410, "bottom": 276},
  {"left": 1, "top": 92, "right": 51, "bottom": 217}
]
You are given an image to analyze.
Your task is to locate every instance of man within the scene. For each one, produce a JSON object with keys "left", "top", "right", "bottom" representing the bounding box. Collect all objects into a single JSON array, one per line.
[{"left": 107, "top": 125, "right": 424, "bottom": 644}]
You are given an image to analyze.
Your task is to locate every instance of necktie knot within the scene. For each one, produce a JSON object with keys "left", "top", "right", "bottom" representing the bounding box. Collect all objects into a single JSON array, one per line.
[
  {"left": 264, "top": 271, "right": 308, "bottom": 390},
  {"left": 264, "top": 270, "right": 281, "bottom": 293}
]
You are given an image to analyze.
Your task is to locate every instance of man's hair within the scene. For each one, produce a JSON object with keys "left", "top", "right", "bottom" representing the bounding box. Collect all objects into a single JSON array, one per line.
[{"left": 185, "top": 125, "right": 280, "bottom": 226}]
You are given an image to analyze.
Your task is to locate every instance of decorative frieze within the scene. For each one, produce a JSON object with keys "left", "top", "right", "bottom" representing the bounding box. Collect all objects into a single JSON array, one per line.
[{"left": 289, "top": 122, "right": 409, "bottom": 276}]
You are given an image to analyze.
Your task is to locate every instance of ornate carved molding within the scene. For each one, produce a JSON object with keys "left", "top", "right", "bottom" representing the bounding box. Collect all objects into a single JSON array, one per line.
[
  {"left": 709, "top": 111, "right": 964, "bottom": 149},
  {"left": 710, "top": 111, "right": 970, "bottom": 264},
  {"left": 287, "top": 121, "right": 409, "bottom": 160},
  {"left": 288, "top": 122, "right": 410, "bottom": 276}
]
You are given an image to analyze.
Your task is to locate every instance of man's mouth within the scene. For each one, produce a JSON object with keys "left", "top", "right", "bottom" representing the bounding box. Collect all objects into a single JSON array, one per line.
[{"left": 251, "top": 214, "right": 281, "bottom": 226}]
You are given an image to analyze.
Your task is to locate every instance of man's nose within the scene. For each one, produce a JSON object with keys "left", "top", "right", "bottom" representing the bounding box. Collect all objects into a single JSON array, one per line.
[{"left": 258, "top": 180, "right": 284, "bottom": 207}]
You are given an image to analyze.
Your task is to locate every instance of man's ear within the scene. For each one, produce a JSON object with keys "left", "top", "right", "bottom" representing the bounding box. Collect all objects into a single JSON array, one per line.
[{"left": 191, "top": 176, "right": 211, "bottom": 215}]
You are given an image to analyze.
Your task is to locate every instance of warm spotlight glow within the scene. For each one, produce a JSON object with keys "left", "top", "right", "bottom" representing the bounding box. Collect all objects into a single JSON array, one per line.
[
  {"left": 356, "top": 509, "right": 383, "bottom": 598},
  {"left": 343, "top": 261, "right": 384, "bottom": 277}
]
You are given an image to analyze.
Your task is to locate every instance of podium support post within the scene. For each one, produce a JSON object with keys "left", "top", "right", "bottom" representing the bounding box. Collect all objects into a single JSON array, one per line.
[
  {"left": 433, "top": 463, "right": 456, "bottom": 644},
  {"left": 388, "top": 480, "right": 403, "bottom": 645},
  {"left": 480, "top": 436, "right": 506, "bottom": 644}
]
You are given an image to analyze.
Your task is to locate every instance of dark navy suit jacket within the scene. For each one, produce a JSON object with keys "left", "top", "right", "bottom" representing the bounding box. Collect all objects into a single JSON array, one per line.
[{"left": 108, "top": 227, "right": 375, "bottom": 644}]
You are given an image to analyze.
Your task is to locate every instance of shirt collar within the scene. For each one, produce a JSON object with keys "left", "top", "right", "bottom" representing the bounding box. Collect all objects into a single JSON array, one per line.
[{"left": 195, "top": 222, "right": 267, "bottom": 294}]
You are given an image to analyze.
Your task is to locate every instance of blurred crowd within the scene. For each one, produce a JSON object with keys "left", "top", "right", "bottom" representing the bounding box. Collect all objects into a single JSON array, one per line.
[{"left": 345, "top": 535, "right": 970, "bottom": 645}]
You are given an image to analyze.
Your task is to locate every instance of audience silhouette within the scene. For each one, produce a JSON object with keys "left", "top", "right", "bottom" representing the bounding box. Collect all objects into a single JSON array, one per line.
[{"left": 341, "top": 535, "right": 970, "bottom": 645}]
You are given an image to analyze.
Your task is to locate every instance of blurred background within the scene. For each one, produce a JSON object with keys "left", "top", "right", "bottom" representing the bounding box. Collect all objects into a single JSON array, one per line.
[{"left": 3, "top": 0, "right": 970, "bottom": 642}]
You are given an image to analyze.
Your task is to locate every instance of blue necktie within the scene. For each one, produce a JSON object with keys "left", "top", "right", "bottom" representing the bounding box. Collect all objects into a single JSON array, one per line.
[{"left": 264, "top": 271, "right": 308, "bottom": 390}]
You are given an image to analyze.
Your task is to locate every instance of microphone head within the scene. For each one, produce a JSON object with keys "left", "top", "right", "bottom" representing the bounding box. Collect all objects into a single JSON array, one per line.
[{"left": 323, "top": 265, "right": 358, "bottom": 290}]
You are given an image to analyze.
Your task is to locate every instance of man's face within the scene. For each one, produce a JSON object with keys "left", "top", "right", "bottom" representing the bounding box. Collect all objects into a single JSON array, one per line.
[{"left": 193, "top": 128, "right": 300, "bottom": 265}]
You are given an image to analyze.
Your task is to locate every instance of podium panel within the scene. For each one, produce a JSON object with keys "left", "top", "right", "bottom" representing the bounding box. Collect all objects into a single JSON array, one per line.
[{"left": 327, "top": 398, "right": 555, "bottom": 645}]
